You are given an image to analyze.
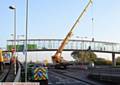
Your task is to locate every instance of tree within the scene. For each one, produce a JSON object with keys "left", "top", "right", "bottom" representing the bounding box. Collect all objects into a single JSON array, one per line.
[
  {"left": 71, "top": 51, "right": 97, "bottom": 63},
  {"left": 94, "top": 58, "right": 106, "bottom": 65},
  {"left": 71, "top": 51, "right": 81, "bottom": 62},
  {"left": 116, "top": 57, "right": 120, "bottom": 62},
  {"left": 94, "top": 57, "right": 112, "bottom": 65},
  {"left": 116, "top": 57, "right": 120, "bottom": 65}
]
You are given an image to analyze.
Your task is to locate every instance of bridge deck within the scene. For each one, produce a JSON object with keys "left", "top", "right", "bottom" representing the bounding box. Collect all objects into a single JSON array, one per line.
[{"left": 7, "top": 39, "right": 120, "bottom": 53}]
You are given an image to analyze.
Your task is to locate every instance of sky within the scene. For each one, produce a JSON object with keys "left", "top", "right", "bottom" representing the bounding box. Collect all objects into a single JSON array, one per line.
[
  {"left": 1, "top": 0, "right": 120, "bottom": 62},
  {"left": 1, "top": 0, "right": 120, "bottom": 48}
]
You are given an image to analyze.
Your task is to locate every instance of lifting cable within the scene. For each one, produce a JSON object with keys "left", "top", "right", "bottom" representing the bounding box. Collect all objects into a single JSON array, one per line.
[{"left": 91, "top": 0, "right": 94, "bottom": 42}]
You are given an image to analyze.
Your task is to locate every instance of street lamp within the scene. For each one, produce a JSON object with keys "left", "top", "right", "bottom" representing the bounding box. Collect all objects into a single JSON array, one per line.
[{"left": 9, "top": 5, "right": 17, "bottom": 75}]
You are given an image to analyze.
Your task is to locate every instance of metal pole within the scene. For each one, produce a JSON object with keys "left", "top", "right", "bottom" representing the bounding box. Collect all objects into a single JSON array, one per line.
[
  {"left": 9, "top": 5, "right": 17, "bottom": 75},
  {"left": 14, "top": 7, "right": 16, "bottom": 75},
  {"left": 25, "top": 0, "right": 28, "bottom": 82},
  {"left": 17, "top": 35, "right": 19, "bottom": 57}
]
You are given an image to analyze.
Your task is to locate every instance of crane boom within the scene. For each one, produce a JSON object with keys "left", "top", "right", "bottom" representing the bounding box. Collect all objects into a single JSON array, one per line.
[{"left": 52, "top": 0, "right": 93, "bottom": 66}]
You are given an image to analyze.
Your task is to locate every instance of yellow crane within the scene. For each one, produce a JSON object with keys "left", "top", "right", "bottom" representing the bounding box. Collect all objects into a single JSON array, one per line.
[{"left": 52, "top": 0, "right": 93, "bottom": 69}]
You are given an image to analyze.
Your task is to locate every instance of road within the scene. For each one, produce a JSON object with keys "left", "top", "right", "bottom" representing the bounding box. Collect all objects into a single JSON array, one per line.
[{"left": 48, "top": 66, "right": 107, "bottom": 85}]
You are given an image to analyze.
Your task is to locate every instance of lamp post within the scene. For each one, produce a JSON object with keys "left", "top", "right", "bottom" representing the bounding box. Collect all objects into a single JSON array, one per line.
[
  {"left": 9, "top": 5, "right": 17, "bottom": 75},
  {"left": 25, "top": 0, "right": 29, "bottom": 82}
]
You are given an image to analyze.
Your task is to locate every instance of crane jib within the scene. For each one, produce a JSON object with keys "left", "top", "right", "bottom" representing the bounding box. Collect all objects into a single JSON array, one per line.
[
  {"left": 70, "top": 0, "right": 92, "bottom": 33},
  {"left": 52, "top": 0, "right": 93, "bottom": 67}
]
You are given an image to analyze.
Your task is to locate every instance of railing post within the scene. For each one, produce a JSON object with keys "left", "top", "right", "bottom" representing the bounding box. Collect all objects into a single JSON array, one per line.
[{"left": 112, "top": 53, "right": 116, "bottom": 67}]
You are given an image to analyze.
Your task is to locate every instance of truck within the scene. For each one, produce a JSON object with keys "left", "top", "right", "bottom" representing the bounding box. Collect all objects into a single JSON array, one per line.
[{"left": 3, "top": 52, "right": 11, "bottom": 64}]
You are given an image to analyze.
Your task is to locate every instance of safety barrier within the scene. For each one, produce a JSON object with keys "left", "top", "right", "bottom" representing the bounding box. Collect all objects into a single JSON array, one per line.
[
  {"left": 88, "top": 67, "right": 120, "bottom": 83},
  {"left": 14, "top": 62, "right": 21, "bottom": 82}
]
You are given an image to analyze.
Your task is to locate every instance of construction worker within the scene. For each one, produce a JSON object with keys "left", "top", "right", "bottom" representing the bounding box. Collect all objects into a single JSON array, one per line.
[
  {"left": 10, "top": 56, "right": 16, "bottom": 64},
  {"left": 10, "top": 48, "right": 16, "bottom": 64},
  {"left": 0, "top": 49, "right": 4, "bottom": 72}
]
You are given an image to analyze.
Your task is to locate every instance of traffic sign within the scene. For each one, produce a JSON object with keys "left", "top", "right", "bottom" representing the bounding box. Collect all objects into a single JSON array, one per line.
[{"left": 33, "top": 67, "right": 48, "bottom": 80}]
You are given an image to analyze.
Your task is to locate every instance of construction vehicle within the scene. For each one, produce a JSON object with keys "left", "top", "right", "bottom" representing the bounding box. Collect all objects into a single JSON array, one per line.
[
  {"left": 52, "top": 0, "right": 93, "bottom": 69},
  {"left": 3, "top": 52, "right": 11, "bottom": 64},
  {"left": 0, "top": 49, "right": 4, "bottom": 72}
]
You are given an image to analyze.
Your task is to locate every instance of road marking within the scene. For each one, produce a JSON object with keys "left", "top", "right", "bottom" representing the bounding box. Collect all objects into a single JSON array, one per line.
[
  {"left": 48, "top": 82, "right": 53, "bottom": 85},
  {"left": 55, "top": 81, "right": 81, "bottom": 84}
]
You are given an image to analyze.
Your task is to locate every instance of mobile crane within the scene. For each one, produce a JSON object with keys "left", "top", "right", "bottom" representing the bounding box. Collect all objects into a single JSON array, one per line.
[{"left": 52, "top": 0, "right": 93, "bottom": 69}]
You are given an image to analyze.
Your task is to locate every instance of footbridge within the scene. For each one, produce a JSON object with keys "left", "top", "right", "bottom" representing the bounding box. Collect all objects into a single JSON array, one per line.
[{"left": 7, "top": 39, "right": 120, "bottom": 66}]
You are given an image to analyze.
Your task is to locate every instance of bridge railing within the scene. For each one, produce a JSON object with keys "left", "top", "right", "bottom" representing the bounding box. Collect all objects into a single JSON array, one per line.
[{"left": 7, "top": 39, "right": 120, "bottom": 53}]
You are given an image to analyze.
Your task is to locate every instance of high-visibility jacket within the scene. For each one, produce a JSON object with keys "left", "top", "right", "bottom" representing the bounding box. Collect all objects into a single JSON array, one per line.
[
  {"left": 0, "top": 50, "right": 4, "bottom": 62},
  {"left": 10, "top": 57, "right": 16, "bottom": 64}
]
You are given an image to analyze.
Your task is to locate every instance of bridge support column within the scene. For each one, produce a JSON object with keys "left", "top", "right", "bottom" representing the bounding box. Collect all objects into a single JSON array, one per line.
[{"left": 112, "top": 53, "right": 116, "bottom": 67}]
